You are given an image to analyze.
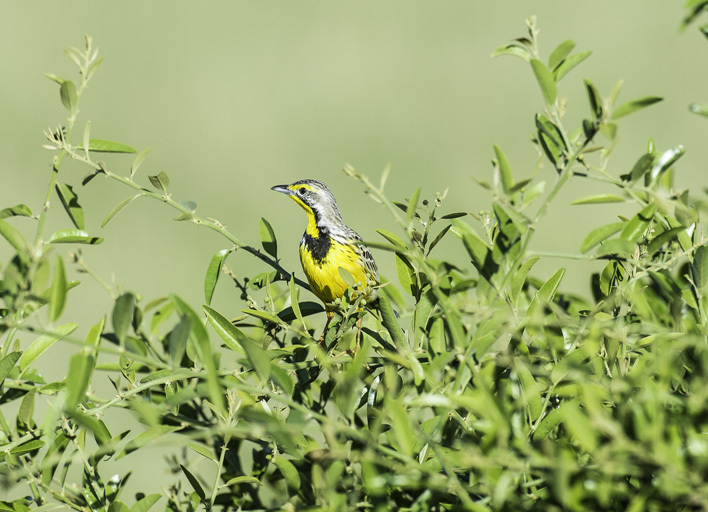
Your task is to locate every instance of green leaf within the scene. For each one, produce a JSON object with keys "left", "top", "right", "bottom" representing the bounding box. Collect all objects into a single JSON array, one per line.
[
  {"left": 118, "top": 425, "right": 179, "bottom": 459},
  {"left": 179, "top": 200, "right": 197, "bottom": 212},
  {"left": 0, "top": 219, "right": 31, "bottom": 262},
  {"left": 204, "top": 249, "right": 230, "bottom": 305},
  {"left": 625, "top": 153, "right": 655, "bottom": 182},
  {"left": 203, "top": 305, "right": 271, "bottom": 380},
  {"left": 171, "top": 296, "right": 225, "bottom": 416},
  {"left": 10, "top": 439, "right": 44, "bottom": 456},
  {"left": 407, "top": 187, "right": 421, "bottom": 221},
  {"left": 85, "top": 317, "right": 105, "bottom": 349},
  {"left": 571, "top": 194, "right": 626, "bottom": 205},
  {"left": 288, "top": 275, "right": 306, "bottom": 329},
  {"left": 462, "top": 231, "right": 490, "bottom": 271},
  {"left": 530, "top": 58, "right": 557, "bottom": 106},
  {"left": 553, "top": 50, "right": 591, "bottom": 81},
  {"left": 690, "top": 103, "right": 708, "bottom": 117},
  {"left": 395, "top": 254, "right": 415, "bottom": 295},
  {"left": 49, "top": 256, "right": 67, "bottom": 322},
  {"left": 647, "top": 226, "right": 688, "bottom": 254},
  {"left": 59, "top": 80, "right": 78, "bottom": 112},
  {"left": 548, "top": 39, "right": 575, "bottom": 70},
  {"left": 535, "top": 114, "right": 566, "bottom": 169},
  {"left": 515, "top": 359, "right": 542, "bottom": 421},
  {"left": 376, "top": 229, "right": 407, "bottom": 249},
  {"left": 538, "top": 268, "right": 565, "bottom": 304},
  {"left": 596, "top": 239, "right": 636, "bottom": 257},
  {"left": 273, "top": 456, "right": 301, "bottom": 491},
  {"left": 650, "top": 146, "right": 685, "bottom": 181},
  {"left": 55, "top": 183, "right": 84, "bottom": 230},
  {"left": 44, "top": 73, "right": 65, "bottom": 85},
  {"left": 19, "top": 323, "right": 78, "bottom": 372},
  {"left": 511, "top": 257, "right": 539, "bottom": 304},
  {"left": 223, "top": 476, "right": 262, "bottom": 487},
  {"left": 427, "top": 224, "right": 452, "bottom": 255},
  {"left": 101, "top": 194, "right": 140, "bottom": 228},
  {"left": 130, "top": 147, "right": 152, "bottom": 178},
  {"left": 0, "top": 204, "right": 32, "bottom": 219},
  {"left": 387, "top": 399, "right": 415, "bottom": 457},
  {"left": 188, "top": 443, "right": 216, "bottom": 462},
  {"left": 620, "top": 203, "right": 656, "bottom": 242},
  {"left": 533, "top": 398, "right": 579, "bottom": 441},
  {"left": 584, "top": 79, "right": 604, "bottom": 119},
  {"left": 491, "top": 43, "right": 531, "bottom": 61},
  {"left": 78, "top": 139, "right": 137, "bottom": 153},
  {"left": 580, "top": 222, "right": 624, "bottom": 253},
  {"left": 180, "top": 464, "right": 206, "bottom": 501},
  {"left": 130, "top": 494, "right": 162, "bottom": 512},
  {"left": 0, "top": 352, "right": 21, "bottom": 384},
  {"left": 493, "top": 144, "right": 514, "bottom": 194},
  {"left": 148, "top": 171, "right": 170, "bottom": 192},
  {"left": 692, "top": 244, "right": 708, "bottom": 289},
  {"left": 48, "top": 230, "right": 103, "bottom": 244},
  {"left": 259, "top": 217, "right": 278, "bottom": 258},
  {"left": 112, "top": 293, "right": 136, "bottom": 344},
  {"left": 338, "top": 266, "right": 355, "bottom": 287},
  {"left": 168, "top": 315, "right": 191, "bottom": 368},
  {"left": 612, "top": 96, "right": 663, "bottom": 120},
  {"left": 64, "top": 353, "right": 95, "bottom": 411}
]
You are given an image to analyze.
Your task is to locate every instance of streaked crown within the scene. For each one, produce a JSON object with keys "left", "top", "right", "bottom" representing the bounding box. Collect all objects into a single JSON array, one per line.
[{"left": 271, "top": 179, "right": 344, "bottom": 228}]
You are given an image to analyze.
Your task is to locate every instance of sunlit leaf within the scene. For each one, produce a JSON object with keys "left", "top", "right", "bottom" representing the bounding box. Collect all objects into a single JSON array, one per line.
[
  {"left": 554, "top": 50, "right": 591, "bottom": 81},
  {"left": 493, "top": 144, "right": 514, "bottom": 194},
  {"left": 101, "top": 194, "right": 140, "bottom": 228},
  {"left": 0, "top": 204, "right": 32, "bottom": 219},
  {"left": 530, "top": 58, "right": 557, "bottom": 106},
  {"left": 59, "top": 79, "right": 78, "bottom": 112},
  {"left": 77, "top": 139, "right": 137, "bottom": 153},
  {"left": 548, "top": 39, "right": 575, "bottom": 70},
  {"left": 19, "top": 323, "right": 78, "bottom": 372},
  {"left": 48, "top": 230, "right": 103, "bottom": 244},
  {"left": 571, "top": 194, "right": 626, "bottom": 205},
  {"left": 612, "top": 96, "right": 662, "bottom": 120},
  {"left": 204, "top": 248, "right": 230, "bottom": 305},
  {"left": 49, "top": 256, "right": 67, "bottom": 322},
  {"left": 580, "top": 222, "right": 624, "bottom": 253},
  {"left": 55, "top": 183, "right": 84, "bottom": 229}
]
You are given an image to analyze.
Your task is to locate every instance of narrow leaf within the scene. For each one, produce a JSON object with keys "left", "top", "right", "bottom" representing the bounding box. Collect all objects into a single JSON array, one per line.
[
  {"left": 511, "top": 257, "right": 539, "bottom": 304},
  {"left": 548, "top": 39, "right": 575, "bottom": 70},
  {"left": 64, "top": 353, "right": 95, "bottom": 410},
  {"left": 102, "top": 194, "right": 140, "bottom": 228},
  {"left": 530, "top": 58, "right": 557, "bottom": 106},
  {"left": 19, "top": 323, "right": 78, "bottom": 371},
  {"left": 0, "top": 204, "right": 32, "bottom": 219},
  {"left": 620, "top": 203, "right": 656, "bottom": 242},
  {"left": 48, "top": 230, "right": 103, "bottom": 244},
  {"left": 259, "top": 218, "right": 278, "bottom": 258},
  {"left": 0, "top": 352, "right": 21, "bottom": 384},
  {"left": 130, "top": 494, "right": 162, "bottom": 512},
  {"left": 571, "top": 194, "right": 626, "bottom": 205},
  {"left": 537, "top": 268, "right": 565, "bottom": 304},
  {"left": 59, "top": 80, "right": 78, "bottom": 112},
  {"left": 612, "top": 96, "right": 663, "bottom": 120},
  {"left": 407, "top": 187, "right": 421, "bottom": 221},
  {"left": 691, "top": 244, "right": 708, "bottom": 289},
  {"left": 491, "top": 44, "right": 530, "bottom": 61},
  {"left": 0, "top": 219, "right": 31, "bottom": 261},
  {"left": 112, "top": 293, "right": 136, "bottom": 344},
  {"left": 427, "top": 224, "right": 451, "bottom": 255},
  {"left": 584, "top": 79, "right": 603, "bottom": 119},
  {"left": 274, "top": 457, "right": 301, "bottom": 490},
  {"left": 55, "top": 183, "right": 84, "bottom": 229},
  {"left": 168, "top": 315, "right": 191, "bottom": 367},
  {"left": 78, "top": 139, "right": 137, "bottom": 153},
  {"left": 553, "top": 50, "right": 591, "bottom": 82},
  {"left": 203, "top": 305, "right": 271, "bottom": 380},
  {"left": 130, "top": 147, "right": 152, "bottom": 179},
  {"left": 493, "top": 144, "right": 514, "bottom": 193},
  {"left": 596, "top": 238, "right": 636, "bottom": 257},
  {"left": 395, "top": 254, "right": 415, "bottom": 295},
  {"left": 204, "top": 249, "right": 230, "bottom": 305},
  {"left": 49, "top": 256, "right": 67, "bottom": 322},
  {"left": 580, "top": 222, "right": 624, "bottom": 253},
  {"left": 180, "top": 464, "right": 206, "bottom": 500}
]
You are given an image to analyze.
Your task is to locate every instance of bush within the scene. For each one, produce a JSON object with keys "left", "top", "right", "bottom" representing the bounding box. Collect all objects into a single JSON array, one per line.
[{"left": 2, "top": 12, "right": 708, "bottom": 512}]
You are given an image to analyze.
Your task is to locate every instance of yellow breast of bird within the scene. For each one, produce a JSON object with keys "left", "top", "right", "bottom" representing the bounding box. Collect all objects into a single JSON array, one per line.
[{"left": 299, "top": 238, "right": 371, "bottom": 306}]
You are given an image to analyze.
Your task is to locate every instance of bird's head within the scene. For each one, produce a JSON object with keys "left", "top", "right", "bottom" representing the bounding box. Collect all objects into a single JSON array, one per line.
[{"left": 271, "top": 179, "right": 343, "bottom": 229}]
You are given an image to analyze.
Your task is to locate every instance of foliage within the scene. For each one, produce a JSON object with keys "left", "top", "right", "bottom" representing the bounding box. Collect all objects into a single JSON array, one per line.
[{"left": 2, "top": 14, "right": 708, "bottom": 511}]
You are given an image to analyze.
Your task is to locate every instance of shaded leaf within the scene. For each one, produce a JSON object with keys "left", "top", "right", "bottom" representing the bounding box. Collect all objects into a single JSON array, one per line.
[
  {"left": 56, "top": 183, "right": 84, "bottom": 229},
  {"left": 584, "top": 79, "right": 603, "bottom": 119},
  {"left": 407, "top": 187, "right": 421, "bottom": 221},
  {"left": 180, "top": 464, "right": 206, "bottom": 500},
  {"left": 691, "top": 244, "right": 708, "bottom": 289},
  {"left": 0, "top": 219, "right": 31, "bottom": 262},
  {"left": 596, "top": 239, "right": 636, "bottom": 257},
  {"left": 130, "top": 494, "right": 162, "bottom": 512},
  {"left": 259, "top": 217, "right": 278, "bottom": 258},
  {"left": 0, "top": 352, "right": 21, "bottom": 385},
  {"left": 619, "top": 203, "right": 656, "bottom": 242},
  {"left": 395, "top": 254, "right": 415, "bottom": 295},
  {"left": 274, "top": 456, "right": 301, "bottom": 491},
  {"left": 493, "top": 144, "right": 514, "bottom": 193},
  {"left": 203, "top": 305, "right": 271, "bottom": 380},
  {"left": 204, "top": 249, "right": 231, "bottom": 305},
  {"left": 0, "top": 204, "right": 32, "bottom": 219},
  {"left": 148, "top": 171, "right": 170, "bottom": 192},
  {"left": 535, "top": 114, "right": 566, "bottom": 169},
  {"left": 427, "top": 224, "right": 452, "bottom": 255},
  {"left": 511, "top": 257, "right": 539, "bottom": 304},
  {"left": 554, "top": 50, "right": 591, "bottom": 81},
  {"left": 168, "top": 315, "right": 191, "bottom": 368},
  {"left": 64, "top": 353, "right": 95, "bottom": 410},
  {"left": 112, "top": 293, "right": 136, "bottom": 344}
]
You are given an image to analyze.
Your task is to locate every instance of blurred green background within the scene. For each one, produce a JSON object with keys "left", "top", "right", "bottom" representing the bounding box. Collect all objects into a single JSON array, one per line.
[{"left": 1, "top": 0, "right": 707, "bottom": 496}]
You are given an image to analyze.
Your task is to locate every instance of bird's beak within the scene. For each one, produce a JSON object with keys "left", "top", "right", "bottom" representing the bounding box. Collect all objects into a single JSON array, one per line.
[{"left": 271, "top": 184, "right": 293, "bottom": 195}]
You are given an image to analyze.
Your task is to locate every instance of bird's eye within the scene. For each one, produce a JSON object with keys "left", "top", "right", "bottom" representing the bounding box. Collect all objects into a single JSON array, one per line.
[{"left": 298, "top": 187, "right": 307, "bottom": 195}]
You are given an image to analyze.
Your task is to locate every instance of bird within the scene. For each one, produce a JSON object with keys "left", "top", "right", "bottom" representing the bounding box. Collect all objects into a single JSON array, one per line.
[{"left": 271, "top": 179, "right": 379, "bottom": 348}]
